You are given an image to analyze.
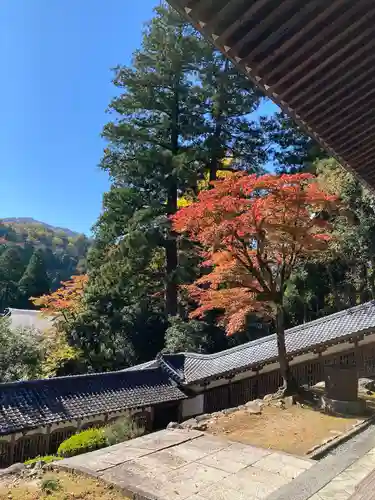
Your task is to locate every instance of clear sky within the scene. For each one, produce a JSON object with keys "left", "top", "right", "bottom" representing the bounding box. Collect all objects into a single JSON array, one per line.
[
  {"left": 0, "top": 0, "right": 277, "bottom": 235},
  {"left": 0, "top": 0, "right": 157, "bottom": 235}
]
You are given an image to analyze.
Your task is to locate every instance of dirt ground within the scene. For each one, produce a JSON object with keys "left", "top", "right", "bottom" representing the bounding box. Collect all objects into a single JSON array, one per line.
[
  {"left": 205, "top": 404, "right": 362, "bottom": 456},
  {"left": 0, "top": 469, "right": 128, "bottom": 500}
]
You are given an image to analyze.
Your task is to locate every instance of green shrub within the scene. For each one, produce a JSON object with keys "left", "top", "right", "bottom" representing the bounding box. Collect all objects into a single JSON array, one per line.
[
  {"left": 24, "top": 455, "right": 62, "bottom": 465},
  {"left": 104, "top": 416, "right": 145, "bottom": 446},
  {"left": 57, "top": 428, "right": 108, "bottom": 458},
  {"left": 41, "top": 476, "right": 61, "bottom": 493}
]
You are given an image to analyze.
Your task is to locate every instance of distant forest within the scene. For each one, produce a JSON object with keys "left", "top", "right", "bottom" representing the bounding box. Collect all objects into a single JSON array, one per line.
[{"left": 0, "top": 218, "right": 90, "bottom": 312}]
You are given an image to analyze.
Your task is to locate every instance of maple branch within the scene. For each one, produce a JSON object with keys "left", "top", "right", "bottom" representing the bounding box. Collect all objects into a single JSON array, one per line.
[{"left": 235, "top": 234, "right": 271, "bottom": 294}]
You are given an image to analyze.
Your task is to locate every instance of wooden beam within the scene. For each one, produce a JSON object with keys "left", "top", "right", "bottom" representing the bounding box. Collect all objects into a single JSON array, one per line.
[
  {"left": 266, "top": 2, "right": 365, "bottom": 87},
  {"left": 279, "top": 15, "right": 374, "bottom": 100}
]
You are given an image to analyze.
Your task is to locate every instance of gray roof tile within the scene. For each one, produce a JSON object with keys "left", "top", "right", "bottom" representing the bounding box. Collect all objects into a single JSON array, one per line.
[
  {"left": 122, "top": 359, "right": 159, "bottom": 371},
  {"left": 0, "top": 368, "right": 186, "bottom": 435},
  {"left": 161, "top": 301, "right": 375, "bottom": 384}
]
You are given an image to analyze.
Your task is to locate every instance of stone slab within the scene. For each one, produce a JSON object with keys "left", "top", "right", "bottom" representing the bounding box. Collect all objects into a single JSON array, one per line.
[
  {"left": 197, "top": 442, "right": 271, "bottom": 473},
  {"left": 126, "top": 429, "right": 203, "bottom": 451},
  {"left": 65, "top": 446, "right": 151, "bottom": 472},
  {"left": 267, "top": 426, "right": 375, "bottom": 500},
  {"left": 56, "top": 429, "right": 313, "bottom": 500},
  {"left": 220, "top": 465, "right": 290, "bottom": 498},
  {"left": 253, "top": 451, "right": 312, "bottom": 480},
  {"left": 187, "top": 483, "right": 257, "bottom": 500}
]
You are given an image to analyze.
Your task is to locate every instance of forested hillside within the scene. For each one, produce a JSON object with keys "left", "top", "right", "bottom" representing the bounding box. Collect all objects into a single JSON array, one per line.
[{"left": 0, "top": 218, "right": 90, "bottom": 312}]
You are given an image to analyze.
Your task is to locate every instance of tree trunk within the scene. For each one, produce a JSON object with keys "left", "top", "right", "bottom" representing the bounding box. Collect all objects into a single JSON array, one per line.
[
  {"left": 208, "top": 120, "right": 222, "bottom": 182},
  {"left": 327, "top": 264, "right": 341, "bottom": 311},
  {"left": 165, "top": 229, "right": 178, "bottom": 316},
  {"left": 165, "top": 83, "right": 179, "bottom": 317},
  {"left": 275, "top": 304, "right": 298, "bottom": 395},
  {"left": 208, "top": 59, "right": 229, "bottom": 182}
]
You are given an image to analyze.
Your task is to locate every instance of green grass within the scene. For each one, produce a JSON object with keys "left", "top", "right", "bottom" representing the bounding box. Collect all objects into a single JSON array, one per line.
[{"left": 24, "top": 455, "right": 62, "bottom": 465}]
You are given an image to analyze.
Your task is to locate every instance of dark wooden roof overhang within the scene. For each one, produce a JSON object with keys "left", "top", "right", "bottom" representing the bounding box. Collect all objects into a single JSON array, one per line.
[{"left": 167, "top": 0, "right": 375, "bottom": 189}]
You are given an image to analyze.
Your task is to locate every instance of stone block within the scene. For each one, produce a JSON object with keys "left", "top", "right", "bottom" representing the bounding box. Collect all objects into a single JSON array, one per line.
[
  {"left": 246, "top": 401, "right": 263, "bottom": 414},
  {"left": 321, "top": 395, "right": 366, "bottom": 416},
  {"left": 133, "top": 429, "right": 203, "bottom": 451},
  {"left": 192, "top": 483, "right": 256, "bottom": 500},
  {"left": 358, "top": 377, "right": 375, "bottom": 392},
  {"left": 317, "top": 483, "right": 352, "bottom": 500},
  {"left": 198, "top": 451, "right": 249, "bottom": 473},
  {"left": 165, "top": 461, "right": 230, "bottom": 497},
  {"left": 168, "top": 440, "right": 214, "bottom": 462},
  {"left": 220, "top": 466, "right": 288, "bottom": 498},
  {"left": 329, "top": 471, "right": 358, "bottom": 495},
  {"left": 253, "top": 452, "right": 311, "bottom": 479}
]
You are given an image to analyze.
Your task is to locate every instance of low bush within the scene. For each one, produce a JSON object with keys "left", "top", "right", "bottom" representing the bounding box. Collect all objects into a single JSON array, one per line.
[
  {"left": 41, "top": 476, "right": 61, "bottom": 493},
  {"left": 24, "top": 455, "right": 62, "bottom": 465},
  {"left": 104, "top": 416, "right": 145, "bottom": 446},
  {"left": 57, "top": 428, "right": 108, "bottom": 458}
]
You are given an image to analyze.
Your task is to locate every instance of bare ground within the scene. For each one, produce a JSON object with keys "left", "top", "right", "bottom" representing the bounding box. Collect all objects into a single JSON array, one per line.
[
  {"left": 0, "top": 469, "right": 128, "bottom": 500},
  {"left": 205, "top": 404, "right": 363, "bottom": 456}
]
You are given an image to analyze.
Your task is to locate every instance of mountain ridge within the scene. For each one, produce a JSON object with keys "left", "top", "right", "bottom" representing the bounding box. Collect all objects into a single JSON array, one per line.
[{"left": 1, "top": 218, "right": 82, "bottom": 238}]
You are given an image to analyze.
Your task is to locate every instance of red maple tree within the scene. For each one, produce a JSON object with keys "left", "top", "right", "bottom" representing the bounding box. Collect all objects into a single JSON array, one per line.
[
  {"left": 31, "top": 274, "right": 88, "bottom": 324},
  {"left": 172, "top": 172, "right": 336, "bottom": 392}
]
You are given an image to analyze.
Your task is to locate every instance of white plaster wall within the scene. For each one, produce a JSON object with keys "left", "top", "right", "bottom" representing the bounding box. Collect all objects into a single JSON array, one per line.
[
  {"left": 322, "top": 341, "right": 354, "bottom": 356},
  {"left": 258, "top": 362, "right": 279, "bottom": 374},
  {"left": 289, "top": 352, "right": 319, "bottom": 365},
  {"left": 50, "top": 420, "right": 79, "bottom": 432},
  {"left": 359, "top": 333, "right": 375, "bottom": 346},
  {"left": 231, "top": 369, "right": 257, "bottom": 383},
  {"left": 182, "top": 394, "right": 204, "bottom": 418},
  {"left": 195, "top": 341, "right": 359, "bottom": 394},
  {"left": 106, "top": 407, "right": 152, "bottom": 420}
]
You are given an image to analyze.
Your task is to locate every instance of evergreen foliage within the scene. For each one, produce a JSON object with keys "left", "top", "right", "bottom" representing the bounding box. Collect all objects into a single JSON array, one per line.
[{"left": 0, "top": 219, "right": 89, "bottom": 313}]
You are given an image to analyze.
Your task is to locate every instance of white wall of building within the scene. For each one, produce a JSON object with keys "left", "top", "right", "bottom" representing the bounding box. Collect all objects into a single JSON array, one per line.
[{"left": 181, "top": 394, "right": 204, "bottom": 418}]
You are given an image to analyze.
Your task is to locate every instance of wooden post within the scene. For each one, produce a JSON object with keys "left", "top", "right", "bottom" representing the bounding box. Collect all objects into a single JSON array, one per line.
[
  {"left": 9, "top": 434, "right": 15, "bottom": 466},
  {"left": 355, "top": 336, "right": 364, "bottom": 377},
  {"left": 225, "top": 375, "right": 233, "bottom": 408},
  {"left": 45, "top": 425, "right": 51, "bottom": 456}
]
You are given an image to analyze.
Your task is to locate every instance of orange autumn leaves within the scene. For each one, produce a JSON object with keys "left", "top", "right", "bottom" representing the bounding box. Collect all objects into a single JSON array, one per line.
[
  {"left": 172, "top": 172, "right": 336, "bottom": 336},
  {"left": 31, "top": 274, "right": 88, "bottom": 321}
]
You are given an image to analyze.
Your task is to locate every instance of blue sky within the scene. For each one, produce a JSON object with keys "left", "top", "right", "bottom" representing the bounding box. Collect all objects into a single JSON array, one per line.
[{"left": 0, "top": 0, "right": 277, "bottom": 235}]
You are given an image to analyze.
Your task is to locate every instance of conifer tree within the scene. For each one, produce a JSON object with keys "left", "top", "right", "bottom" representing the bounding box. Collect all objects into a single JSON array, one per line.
[{"left": 19, "top": 249, "right": 50, "bottom": 307}]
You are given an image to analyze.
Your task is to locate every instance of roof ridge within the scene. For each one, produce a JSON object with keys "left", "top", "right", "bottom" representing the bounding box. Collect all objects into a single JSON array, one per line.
[
  {"left": 177, "top": 300, "right": 375, "bottom": 361},
  {"left": 0, "top": 366, "right": 164, "bottom": 391},
  {"left": 8, "top": 308, "right": 40, "bottom": 313}
]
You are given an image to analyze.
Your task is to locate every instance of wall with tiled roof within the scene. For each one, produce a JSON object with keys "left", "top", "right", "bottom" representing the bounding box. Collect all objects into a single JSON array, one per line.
[
  {"left": 161, "top": 301, "right": 375, "bottom": 384},
  {"left": 0, "top": 368, "right": 186, "bottom": 435}
]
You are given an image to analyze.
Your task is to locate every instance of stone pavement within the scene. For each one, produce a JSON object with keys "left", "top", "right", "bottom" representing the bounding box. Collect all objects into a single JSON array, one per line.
[
  {"left": 56, "top": 429, "right": 314, "bottom": 500},
  {"left": 302, "top": 449, "right": 375, "bottom": 499},
  {"left": 268, "top": 424, "right": 375, "bottom": 500}
]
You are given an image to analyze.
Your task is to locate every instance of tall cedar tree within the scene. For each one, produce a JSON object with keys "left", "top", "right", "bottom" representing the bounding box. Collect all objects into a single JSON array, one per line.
[
  {"left": 173, "top": 173, "right": 336, "bottom": 392},
  {"left": 97, "top": 5, "right": 266, "bottom": 319},
  {"left": 199, "top": 50, "right": 265, "bottom": 181},
  {"left": 264, "top": 112, "right": 325, "bottom": 174},
  {"left": 100, "top": 5, "right": 207, "bottom": 316},
  {"left": 18, "top": 249, "right": 50, "bottom": 308}
]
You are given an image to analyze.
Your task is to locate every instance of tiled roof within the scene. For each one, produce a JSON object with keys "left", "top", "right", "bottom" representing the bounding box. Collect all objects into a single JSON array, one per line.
[
  {"left": 161, "top": 301, "right": 375, "bottom": 384},
  {"left": 122, "top": 359, "right": 159, "bottom": 371},
  {"left": 7, "top": 308, "right": 53, "bottom": 332},
  {"left": 0, "top": 368, "right": 186, "bottom": 435}
]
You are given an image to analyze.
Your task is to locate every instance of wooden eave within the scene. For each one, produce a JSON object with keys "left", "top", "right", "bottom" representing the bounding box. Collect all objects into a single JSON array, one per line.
[{"left": 167, "top": 0, "right": 375, "bottom": 189}]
